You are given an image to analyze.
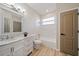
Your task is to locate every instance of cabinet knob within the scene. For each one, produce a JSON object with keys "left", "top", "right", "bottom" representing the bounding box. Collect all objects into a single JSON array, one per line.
[
  {"left": 11, "top": 47, "right": 14, "bottom": 52},
  {"left": 13, "top": 47, "right": 14, "bottom": 52},
  {"left": 60, "top": 33, "right": 65, "bottom": 36},
  {"left": 11, "top": 48, "right": 13, "bottom": 52}
]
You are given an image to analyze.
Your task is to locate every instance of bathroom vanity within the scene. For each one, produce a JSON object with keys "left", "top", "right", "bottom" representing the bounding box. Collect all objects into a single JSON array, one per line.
[
  {"left": 0, "top": 35, "right": 34, "bottom": 56},
  {"left": 0, "top": 4, "right": 34, "bottom": 56}
]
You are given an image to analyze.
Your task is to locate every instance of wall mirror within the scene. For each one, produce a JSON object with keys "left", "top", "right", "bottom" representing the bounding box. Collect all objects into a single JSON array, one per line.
[
  {"left": 0, "top": 16, "right": 10, "bottom": 34},
  {"left": 4, "top": 17, "right": 10, "bottom": 33},
  {"left": 13, "top": 21, "right": 21, "bottom": 32}
]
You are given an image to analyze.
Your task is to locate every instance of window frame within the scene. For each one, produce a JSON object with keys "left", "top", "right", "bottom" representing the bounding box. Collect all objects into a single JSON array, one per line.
[{"left": 41, "top": 16, "right": 56, "bottom": 25}]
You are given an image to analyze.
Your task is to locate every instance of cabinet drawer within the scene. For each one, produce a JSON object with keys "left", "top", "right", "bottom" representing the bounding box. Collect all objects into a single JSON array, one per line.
[{"left": 13, "top": 47, "right": 24, "bottom": 56}]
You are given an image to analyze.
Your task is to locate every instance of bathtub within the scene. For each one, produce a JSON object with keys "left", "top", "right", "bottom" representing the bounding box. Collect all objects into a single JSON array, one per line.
[{"left": 40, "top": 37, "right": 57, "bottom": 49}]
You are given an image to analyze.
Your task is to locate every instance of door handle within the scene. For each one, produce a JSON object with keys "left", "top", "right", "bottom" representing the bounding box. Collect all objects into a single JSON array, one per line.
[
  {"left": 77, "top": 30, "right": 79, "bottom": 33},
  {"left": 13, "top": 47, "right": 14, "bottom": 52},
  {"left": 60, "top": 33, "right": 65, "bottom": 35}
]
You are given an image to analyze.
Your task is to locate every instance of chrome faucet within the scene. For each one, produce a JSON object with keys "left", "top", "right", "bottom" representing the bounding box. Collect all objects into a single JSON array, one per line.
[{"left": 0, "top": 35, "right": 8, "bottom": 40}]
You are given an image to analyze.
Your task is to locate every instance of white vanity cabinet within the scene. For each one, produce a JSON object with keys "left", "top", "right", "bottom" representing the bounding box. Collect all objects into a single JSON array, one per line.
[
  {"left": 0, "top": 44, "right": 12, "bottom": 56},
  {"left": 0, "top": 36, "right": 34, "bottom": 56},
  {"left": 0, "top": 40, "right": 24, "bottom": 56}
]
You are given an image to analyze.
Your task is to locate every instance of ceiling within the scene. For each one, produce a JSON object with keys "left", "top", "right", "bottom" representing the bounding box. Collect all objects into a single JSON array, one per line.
[
  {"left": 27, "top": 3, "right": 57, "bottom": 15},
  {"left": 3, "top": 3, "right": 79, "bottom": 16}
]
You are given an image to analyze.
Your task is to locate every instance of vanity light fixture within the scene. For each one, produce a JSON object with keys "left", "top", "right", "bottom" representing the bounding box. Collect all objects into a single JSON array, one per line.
[
  {"left": 13, "top": 5, "right": 26, "bottom": 14},
  {"left": 3, "top": 3, "right": 26, "bottom": 14}
]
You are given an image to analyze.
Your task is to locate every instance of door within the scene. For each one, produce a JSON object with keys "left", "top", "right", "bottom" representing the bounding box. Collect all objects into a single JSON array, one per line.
[{"left": 60, "top": 9, "right": 78, "bottom": 55}]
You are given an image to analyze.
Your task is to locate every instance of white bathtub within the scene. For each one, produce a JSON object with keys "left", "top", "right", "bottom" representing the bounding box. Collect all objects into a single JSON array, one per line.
[{"left": 40, "top": 37, "right": 57, "bottom": 49}]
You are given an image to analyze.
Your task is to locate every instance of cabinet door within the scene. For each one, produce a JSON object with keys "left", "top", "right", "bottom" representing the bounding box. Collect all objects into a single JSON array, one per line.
[
  {"left": 13, "top": 47, "right": 24, "bottom": 56},
  {"left": 12, "top": 40, "right": 24, "bottom": 56},
  {"left": 0, "top": 44, "right": 12, "bottom": 56}
]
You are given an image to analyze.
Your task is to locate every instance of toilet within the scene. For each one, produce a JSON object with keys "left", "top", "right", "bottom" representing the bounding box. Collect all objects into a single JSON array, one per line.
[{"left": 33, "top": 40, "right": 42, "bottom": 49}]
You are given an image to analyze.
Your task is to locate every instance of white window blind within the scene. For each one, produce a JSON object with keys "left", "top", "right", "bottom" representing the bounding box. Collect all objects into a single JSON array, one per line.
[{"left": 42, "top": 16, "right": 56, "bottom": 25}]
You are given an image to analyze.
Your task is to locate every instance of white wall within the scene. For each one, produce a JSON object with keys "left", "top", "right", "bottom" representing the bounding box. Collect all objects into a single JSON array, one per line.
[{"left": 22, "top": 15, "right": 40, "bottom": 34}]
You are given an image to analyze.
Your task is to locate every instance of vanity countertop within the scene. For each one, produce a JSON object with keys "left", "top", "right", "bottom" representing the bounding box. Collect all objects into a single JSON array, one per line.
[
  {"left": 0, "top": 34, "right": 35, "bottom": 46},
  {"left": 0, "top": 37, "right": 25, "bottom": 46}
]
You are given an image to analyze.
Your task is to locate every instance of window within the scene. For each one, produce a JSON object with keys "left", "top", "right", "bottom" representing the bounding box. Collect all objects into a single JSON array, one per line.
[
  {"left": 42, "top": 16, "right": 56, "bottom": 25},
  {"left": 36, "top": 20, "right": 40, "bottom": 26}
]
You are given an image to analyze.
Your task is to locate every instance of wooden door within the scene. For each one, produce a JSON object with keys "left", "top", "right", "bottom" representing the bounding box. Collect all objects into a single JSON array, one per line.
[{"left": 60, "top": 9, "right": 78, "bottom": 56}]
